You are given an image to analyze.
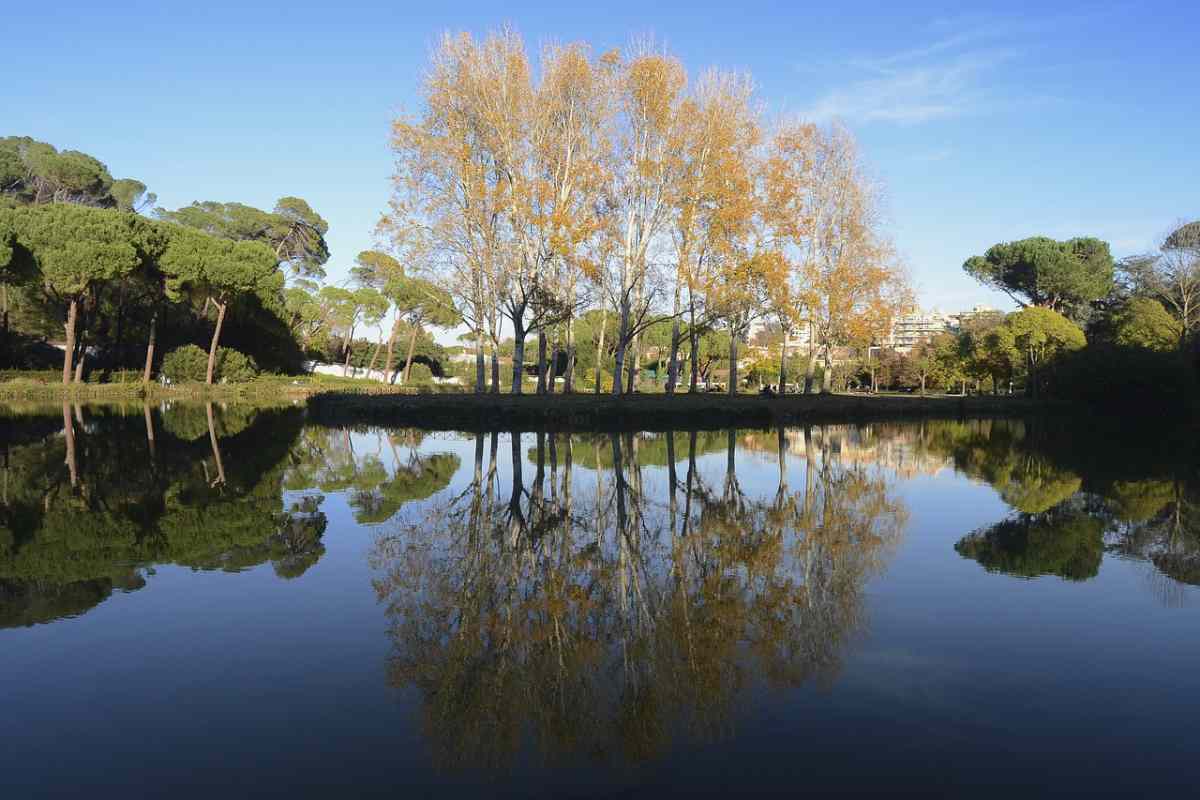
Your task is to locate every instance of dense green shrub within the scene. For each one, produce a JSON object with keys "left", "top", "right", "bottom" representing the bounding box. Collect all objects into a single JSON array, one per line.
[
  {"left": 161, "top": 345, "right": 259, "bottom": 384},
  {"left": 403, "top": 363, "right": 433, "bottom": 385},
  {"left": 1047, "top": 344, "right": 1199, "bottom": 415}
]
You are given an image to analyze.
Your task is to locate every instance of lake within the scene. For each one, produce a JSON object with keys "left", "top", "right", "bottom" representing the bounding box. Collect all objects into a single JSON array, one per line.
[{"left": 2, "top": 403, "right": 1198, "bottom": 797}]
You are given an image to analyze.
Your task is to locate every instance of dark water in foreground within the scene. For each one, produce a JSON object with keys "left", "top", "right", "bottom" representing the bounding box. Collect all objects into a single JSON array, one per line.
[{"left": 2, "top": 403, "right": 1199, "bottom": 798}]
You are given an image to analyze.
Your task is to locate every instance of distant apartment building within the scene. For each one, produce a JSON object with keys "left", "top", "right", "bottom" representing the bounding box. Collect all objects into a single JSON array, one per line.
[
  {"left": 783, "top": 324, "right": 813, "bottom": 352},
  {"left": 884, "top": 310, "right": 954, "bottom": 352},
  {"left": 761, "top": 304, "right": 1000, "bottom": 357},
  {"left": 948, "top": 304, "right": 1002, "bottom": 331}
]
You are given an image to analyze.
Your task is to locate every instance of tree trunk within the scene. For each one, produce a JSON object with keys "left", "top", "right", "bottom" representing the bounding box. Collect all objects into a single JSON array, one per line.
[
  {"left": 403, "top": 322, "right": 420, "bottom": 385},
  {"left": 613, "top": 298, "right": 630, "bottom": 397},
  {"left": 490, "top": 344, "right": 500, "bottom": 393},
  {"left": 474, "top": 330, "right": 486, "bottom": 394},
  {"left": 62, "top": 299, "right": 78, "bottom": 386},
  {"left": 342, "top": 327, "right": 356, "bottom": 377},
  {"left": 74, "top": 346, "right": 86, "bottom": 384},
  {"left": 689, "top": 322, "right": 700, "bottom": 392},
  {"left": 778, "top": 330, "right": 789, "bottom": 392},
  {"left": 511, "top": 322, "right": 526, "bottom": 395},
  {"left": 142, "top": 308, "right": 158, "bottom": 386},
  {"left": 804, "top": 323, "right": 816, "bottom": 394},
  {"left": 382, "top": 316, "right": 399, "bottom": 384},
  {"left": 728, "top": 328, "right": 739, "bottom": 397},
  {"left": 206, "top": 300, "right": 227, "bottom": 386},
  {"left": 365, "top": 335, "right": 383, "bottom": 378},
  {"left": 821, "top": 348, "right": 833, "bottom": 393},
  {"left": 562, "top": 318, "right": 575, "bottom": 394},
  {"left": 624, "top": 338, "right": 636, "bottom": 395},
  {"left": 536, "top": 328, "right": 548, "bottom": 395},
  {"left": 666, "top": 318, "right": 682, "bottom": 396},
  {"left": 613, "top": 336, "right": 626, "bottom": 397},
  {"left": 563, "top": 343, "right": 576, "bottom": 394},
  {"left": 666, "top": 282, "right": 683, "bottom": 394},
  {"left": 594, "top": 312, "right": 607, "bottom": 395}
]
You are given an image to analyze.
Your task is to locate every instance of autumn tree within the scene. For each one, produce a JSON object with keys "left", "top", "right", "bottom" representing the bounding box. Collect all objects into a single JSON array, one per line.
[
  {"left": 524, "top": 42, "right": 610, "bottom": 393},
  {"left": 665, "top": 71, "right": 761, "bottom": 394},
  {"left": 800, "top": 125, "right": 909, "bottom": 393},
  {"left": 758, "top": 121, "right": 822, "bottom": 393},
  {"left": 604, "top": 45, "right": 688, "bottom": 395},
  {"left": 384, "top": 32, "right": 512, "bottom": 393}
]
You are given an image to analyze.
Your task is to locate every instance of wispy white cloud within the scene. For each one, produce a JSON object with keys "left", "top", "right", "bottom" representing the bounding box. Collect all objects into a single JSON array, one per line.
[
  {"left": 910, "top": 147, "right": 954, "bottom": 164},
  {"left": 795, "top": 13, "right": 1088, "bottom": 125},
  {"left": 802, "top": 48, "right": 1015, "bottom": 124}
]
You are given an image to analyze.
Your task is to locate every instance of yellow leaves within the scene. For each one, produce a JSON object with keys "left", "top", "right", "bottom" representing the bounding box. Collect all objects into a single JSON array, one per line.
[{"left": 387, "top": 25, "right": 905, "bottom": 358}]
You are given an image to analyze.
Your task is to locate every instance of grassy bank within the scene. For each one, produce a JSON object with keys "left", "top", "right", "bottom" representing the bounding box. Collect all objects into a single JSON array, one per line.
[
  {"left": 306, "top": 390, "right": 1049, "bottom": 431},
  {"left": 0, "top": 374, "right": 1060, "bottom": 430},
  {"left": 0, "top": 373, "right": 461, "bottom": 403}
]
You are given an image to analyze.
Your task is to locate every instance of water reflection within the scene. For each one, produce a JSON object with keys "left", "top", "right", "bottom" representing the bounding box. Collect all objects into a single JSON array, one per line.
[
  {"left": 369, "top": 427, "right": 907, "bottom": 767},
  {"left": 283, "top": 427, "right": 459, "bottom": 525},
  {"left": 898, "top": 419, "right": 1199, "bottom": 592},
  {"left": 3, "top": 407, "right": 1199, "bottom": 792},
  {"left": 0, "top": 402, "right": 326, "bottom": 627}
]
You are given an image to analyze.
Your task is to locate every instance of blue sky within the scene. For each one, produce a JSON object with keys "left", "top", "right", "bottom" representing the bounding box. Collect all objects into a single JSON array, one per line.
[{"left": 4, "top": 0, "right": 1198, "bottom": 316}]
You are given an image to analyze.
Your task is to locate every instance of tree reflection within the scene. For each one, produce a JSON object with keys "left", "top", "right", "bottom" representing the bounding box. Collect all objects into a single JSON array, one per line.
[
  {"left": 933, "top": 418, "right": 1200, "bottom": 598},
  {"left": 0, "top": 404, "right": 326, "bottom": 627},
  {"left": 955, "top": 502, "right": 1104, "bottom": 581},
  {"left": 1103, "top": 479, "right": 1200, "bottom": 603},
  {"left": 282, "top": 426, "right": 458, "bottom": 525},
  {"left": 370, "top": 426, "right": 906, "bottom": 770}
]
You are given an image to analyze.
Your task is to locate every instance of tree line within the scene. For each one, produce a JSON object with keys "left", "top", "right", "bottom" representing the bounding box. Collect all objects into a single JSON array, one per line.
[
  {"left": 760, "top": 226, "right": 1199, "bottom": 407},
  {"left": 948, "top": 227, "right": 1200, "bottom": 406},
  {"left": 382, "top": 29, "right": 910, "bottom": 397},
  {"left": 0, "top": 135, "right": 461, "bottom": 386}
]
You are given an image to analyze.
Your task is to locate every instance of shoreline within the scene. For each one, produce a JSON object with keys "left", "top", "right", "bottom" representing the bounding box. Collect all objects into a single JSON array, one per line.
[{"left": 305, "top": 391, "right": 1052, "bottom": 431}]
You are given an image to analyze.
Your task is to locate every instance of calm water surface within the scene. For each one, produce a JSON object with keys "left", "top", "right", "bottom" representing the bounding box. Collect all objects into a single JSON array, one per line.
[{"left": 2, "top": 403, "right": 1198, "bottom": 797}]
